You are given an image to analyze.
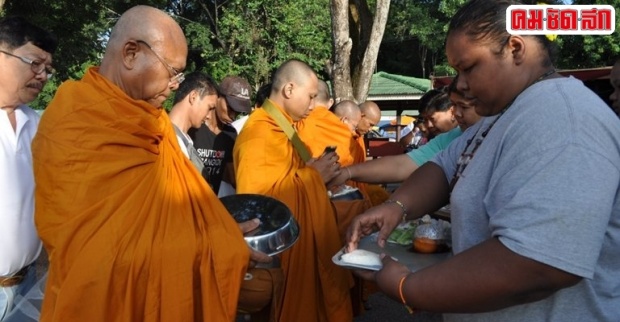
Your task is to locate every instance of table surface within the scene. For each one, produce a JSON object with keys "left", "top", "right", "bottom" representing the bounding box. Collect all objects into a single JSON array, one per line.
[{"left": 359, "top": 233, "right": 451, "bottom": 272}]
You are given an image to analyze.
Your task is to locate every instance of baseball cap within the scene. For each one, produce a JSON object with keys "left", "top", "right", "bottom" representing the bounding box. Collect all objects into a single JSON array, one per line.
[{"left": 220, "top": 76, "right": 252, "bottom": 113}]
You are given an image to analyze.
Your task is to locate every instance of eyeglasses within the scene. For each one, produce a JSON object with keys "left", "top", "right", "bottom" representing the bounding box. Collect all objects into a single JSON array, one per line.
[
  {"left": 0, "top": 50, "right": 55, "bottom": 79},
  {"left": 136, "top": 40, "right": 185, "bottom": 85}
]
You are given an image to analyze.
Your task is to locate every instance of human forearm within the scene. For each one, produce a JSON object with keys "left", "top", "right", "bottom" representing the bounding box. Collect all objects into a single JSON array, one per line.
[
  {"left": 392, "top": 238, "right": 581, "bottom": 313},
  {"left": 349, "top": 154, "right": 418, "bottom": 184},
  {"left": 388, "top": 162, "right": 450, "bottom": 220}
]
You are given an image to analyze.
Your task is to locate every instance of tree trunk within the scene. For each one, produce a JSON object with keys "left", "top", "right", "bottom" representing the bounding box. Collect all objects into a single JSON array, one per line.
[
  {"left": 330, "top": 0, "right": 390, "bottom": 104},
  {"left": 351, "top": 0, "right": 389, "bottom": 103},
  {"left": 330, "top": 0, "right": 354, "bottom": 102}
]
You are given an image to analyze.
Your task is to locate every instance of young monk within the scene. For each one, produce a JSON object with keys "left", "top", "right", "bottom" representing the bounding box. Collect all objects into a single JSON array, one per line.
[
  {"left": 347, "top": 0, "right": 620, "bottom": 321},
  {"left": 32, "top": 5, "right": 268, "bottom": 322},
  {"left": 234, "top": 59, "right": 354, "bottom": 322}
]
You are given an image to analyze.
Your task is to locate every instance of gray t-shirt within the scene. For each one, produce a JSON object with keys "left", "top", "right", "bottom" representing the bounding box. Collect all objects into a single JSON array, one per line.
[{"left": 433, "top": 77, "right": 620, "bottom": 322}]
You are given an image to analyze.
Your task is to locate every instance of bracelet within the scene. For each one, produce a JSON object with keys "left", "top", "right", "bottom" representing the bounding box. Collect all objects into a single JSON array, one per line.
[
  {"left": 345, "top": 167, "right": 352, "bottom": 181},
  {"left": 385, "top": 199, "right": 408, "bottom": 223},
  {"left": 398, "top": 274, "right": 414, "bottom": 314}
]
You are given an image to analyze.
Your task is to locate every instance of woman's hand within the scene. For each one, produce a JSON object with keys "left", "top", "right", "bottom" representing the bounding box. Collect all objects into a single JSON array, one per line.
[
  {"left": 353, "top": 255, "right": 410, "bottom": 300},
  {"left": 346, "top": 202, "right": 404, "bottom": 252}
]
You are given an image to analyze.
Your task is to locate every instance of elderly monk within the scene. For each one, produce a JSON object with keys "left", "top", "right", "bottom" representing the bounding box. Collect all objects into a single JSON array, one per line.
[
  {"left": 31, "top": 6, "right": 262, "bottom": 322},
  {"left": 234, "top": 59, "right": 354, "bottom": 322},
  {"left": 351, "top": 101, "right": 390, "bottom": 206},
  {"left": 298, "top": 96, "right": 369, "bottom": 243}
]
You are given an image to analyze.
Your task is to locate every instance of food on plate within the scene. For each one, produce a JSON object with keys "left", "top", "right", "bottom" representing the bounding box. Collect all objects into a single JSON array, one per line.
[
  {"left": 340, "top": 249, "right": 382, "bottom": 267},
  {"left": 387, "top": 220, "right": 418, "bottom": 245},
  {"left": 413, "top": 237, "right": 442, "bottom": 254},
  {"left": 412, "top": 215, "right": 452, "bottom": 253}
]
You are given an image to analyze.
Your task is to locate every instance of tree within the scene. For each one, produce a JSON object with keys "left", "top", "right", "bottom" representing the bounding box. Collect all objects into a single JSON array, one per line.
[
  {"left": 330, "top": 0, "right": 390, "bottom": 103},
  {"left": 3, "top": 0, "right": 333, "bottom": 109},
  {"left": 556, "top": 0, "right": 620, "bottom": 68}
]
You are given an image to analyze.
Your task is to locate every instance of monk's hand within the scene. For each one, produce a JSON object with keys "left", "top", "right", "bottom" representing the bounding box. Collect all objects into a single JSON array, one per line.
[
  {"left": 346, "top": 203, "right": 402, "bottom": 252},
  {"left": 248, "top": 246, "right": 272, "bottom": 268},
  {"left": 239, "top": 218, "right": 260, "bottom": 234},
  {"left": 238, "top": 219, "right": 273, "bottom": 267},
  {"left": 327, "top": 166, "right": 352, "bottom": 188},
  {"left": 308, "top": 151, "right": 341, "bottom": 183}
]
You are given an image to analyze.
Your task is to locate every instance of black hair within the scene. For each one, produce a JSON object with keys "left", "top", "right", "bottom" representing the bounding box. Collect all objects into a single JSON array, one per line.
[
  {"left": 255, "top": 83, "right": 272, "bottom": 107},
  {"left": 0, "top": 16, "right": 57, "bottom": 53},
  {"left": 448, "top": 0, "right": 556, "bottom": 67},
  {"left": 418, "top": 88, "right": 444, "bottom": 114},
  {"left": 424, "top": 91, "right": 453, "bottom": 116},
  {"left": 173, "top": 72, "right": 219, "bottom": 105}
]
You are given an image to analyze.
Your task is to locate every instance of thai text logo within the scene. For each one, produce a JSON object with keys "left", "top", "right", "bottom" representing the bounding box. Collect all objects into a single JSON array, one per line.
[{"left": 506, "top": 5, "right": 615, "bottom": 35}]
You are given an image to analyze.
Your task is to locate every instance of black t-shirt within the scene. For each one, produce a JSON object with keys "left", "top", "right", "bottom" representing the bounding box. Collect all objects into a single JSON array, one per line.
[{"left": 188, "top": 123, "right": 237, "bottom": 194}]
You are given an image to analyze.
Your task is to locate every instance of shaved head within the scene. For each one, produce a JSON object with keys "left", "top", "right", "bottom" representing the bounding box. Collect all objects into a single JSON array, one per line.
[
  {"left": 271, "top": 59, "right": 316, "bottom": 94},
  {"left": 333, "top": 100, "right": 360, "bottom": 119},
  {"left": 270, "top": 59, "right": 319, "bottom": 121},
  {"left": 357, "top": 100, "right": 381, "bottom": 135},
  {"left": 333, "top": 100, "right": 361, "bottom": 136},
  {"left": 316, "top": 80, "right": 334, "bottom": 109},
  {"left": 100, "top": 5, "right": 188, "bottom": 108}
]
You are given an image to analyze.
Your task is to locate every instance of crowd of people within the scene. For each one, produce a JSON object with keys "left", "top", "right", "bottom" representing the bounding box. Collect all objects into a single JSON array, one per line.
[{"left": 1, "top": 1, "right": 619, "bottom": 322}]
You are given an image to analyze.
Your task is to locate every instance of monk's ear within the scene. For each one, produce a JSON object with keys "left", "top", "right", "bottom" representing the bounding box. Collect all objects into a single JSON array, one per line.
[
  {"left": 283, "top": 82, "right": 294, "bottom": 99},
  {"left": 122, "top": 41, "right": 141, "bottom": 70}
]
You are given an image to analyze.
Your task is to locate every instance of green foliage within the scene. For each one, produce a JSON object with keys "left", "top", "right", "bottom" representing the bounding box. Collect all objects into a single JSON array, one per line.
[
  {"left": 192, "top": 0, "right": 332, "bottom": 87},
  {"left": 556, "top": 0, "right": 620, "bottom": 68}
]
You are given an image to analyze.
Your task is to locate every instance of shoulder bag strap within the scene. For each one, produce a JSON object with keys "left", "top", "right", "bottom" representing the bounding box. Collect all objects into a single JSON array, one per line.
[{"left": 262, "top": 99, "right": 311, "bottom": 162}]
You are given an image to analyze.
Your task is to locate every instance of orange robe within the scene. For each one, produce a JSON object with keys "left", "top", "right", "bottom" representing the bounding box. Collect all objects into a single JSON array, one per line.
[
  {"left": 297, "top": 106, "right": 357, "bottom": 167},
  {"left": 297, "top": 107, "right": 372, "bottom": 238},
  {"left": 32, "top": 67, "right": 249, "bottom": 322},
  {"left": 234, "top": 100, "right": 353, "bottom": 322}
]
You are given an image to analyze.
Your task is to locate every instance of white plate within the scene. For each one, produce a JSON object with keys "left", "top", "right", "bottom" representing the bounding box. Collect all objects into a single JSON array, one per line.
[{"left": 332, "top": 248, "right": 383, "bottom": 271}]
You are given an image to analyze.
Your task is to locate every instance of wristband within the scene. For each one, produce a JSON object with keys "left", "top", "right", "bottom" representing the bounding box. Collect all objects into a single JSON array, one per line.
[
  {"left": 345, "top": 167, "right": 352, "bottom": 181},
  {"left": 398, "top": 274, "right": 414, "bottom": 314},
  {"left": 385, "top": 199, "right": 408, "bottom": 223}
]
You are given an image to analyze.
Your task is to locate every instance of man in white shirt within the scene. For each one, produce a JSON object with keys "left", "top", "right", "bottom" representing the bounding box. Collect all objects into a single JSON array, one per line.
[{"left": 0, "top": 16, "right": 57, "bottom": 320}]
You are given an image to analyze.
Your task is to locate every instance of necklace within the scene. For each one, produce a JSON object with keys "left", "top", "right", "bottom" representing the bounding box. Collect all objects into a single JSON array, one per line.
[{"left": 449, "top": 69, "right": 556, "bottom": 191}]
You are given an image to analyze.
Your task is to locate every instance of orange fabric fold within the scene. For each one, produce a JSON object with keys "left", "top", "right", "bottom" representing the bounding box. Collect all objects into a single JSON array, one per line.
[
  {"left": 32, "top": 67, "right": 249, "bottom": 322},
  {"left": 234, "top": 100, "right": 353, "bottom": 322},
  {"left": 297, "top": 107, "right": 372, "bottom": 238},
  {"left": 296, "top": 107, "right": 357, "bottom": 167}
]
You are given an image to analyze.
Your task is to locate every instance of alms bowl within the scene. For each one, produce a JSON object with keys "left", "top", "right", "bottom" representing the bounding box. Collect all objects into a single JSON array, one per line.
[{"left": 220, "top": 194, "right": 300, "bottom": 256}]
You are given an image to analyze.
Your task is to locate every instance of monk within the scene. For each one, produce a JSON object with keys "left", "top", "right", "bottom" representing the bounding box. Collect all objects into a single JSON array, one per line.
[
  {"left": 234, "top": 59, "right": 354, "bottom": 322},
  {"left": 298, "top": 96, "right": 370, "bottom": 242},
  {"left": 353, "top": 101, "right": 389, "bottom": 206},
  {"left": 32, "top": 6, "right": 264, "bottom": 322},
  {"left": 297, "top": 81, "right": 358, "bottom": 167}
]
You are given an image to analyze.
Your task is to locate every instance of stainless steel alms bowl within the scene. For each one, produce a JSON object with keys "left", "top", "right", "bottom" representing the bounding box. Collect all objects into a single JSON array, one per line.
[{"left": 219, "top": 194, "right": 300, "bottom": 256}]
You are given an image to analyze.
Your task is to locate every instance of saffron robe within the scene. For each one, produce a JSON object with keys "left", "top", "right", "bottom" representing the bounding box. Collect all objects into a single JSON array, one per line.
[
  {"left": 234, "top": 100, "right": 353, "bottom": 322},
  {"left": 297, "top": 107, "right": 372, "bottom": 239},
  {"left": 296, "top": 106, "right": 358, "bottom": 167},
  {"left": 32, "top": 67, "right": 249, "bottom": 322}
]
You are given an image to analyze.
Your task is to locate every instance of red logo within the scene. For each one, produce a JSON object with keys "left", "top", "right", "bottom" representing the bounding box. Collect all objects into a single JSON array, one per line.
[{"left": 507, "top": 5, "right": 615, "bottom": 35}]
